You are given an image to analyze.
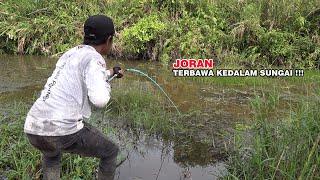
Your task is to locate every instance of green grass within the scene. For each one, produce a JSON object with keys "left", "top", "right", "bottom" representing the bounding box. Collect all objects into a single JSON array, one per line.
[
  {"left": 188, "top": 70, "right": 320, "bottom": 86},
  {"left": 0, "top": 102, "right": 40, "bottom": 179},
  {"left": 109, "top": 82, "right": 180, "bottom": 134},
  {"left": 226, "top": 81, "right": 320, "bottom": 179}
]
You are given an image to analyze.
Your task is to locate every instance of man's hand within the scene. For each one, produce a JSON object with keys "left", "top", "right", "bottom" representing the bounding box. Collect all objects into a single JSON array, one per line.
[{"left": 109, "top": 66, "right": 123, "bottom": 78}]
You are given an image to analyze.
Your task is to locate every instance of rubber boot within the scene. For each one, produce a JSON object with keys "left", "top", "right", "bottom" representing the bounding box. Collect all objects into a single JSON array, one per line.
[
  {"left": 42, "top": 153, "right": 61, "bottom": 180},
  {"left": 97, "top": 170, "right": 115, "bottom": 180},
  {"left": 97, "top": 156, "right": 117, "bottom": 180},
  {"left": 42, "top": 166, "right": 61, "bottom": 180}
]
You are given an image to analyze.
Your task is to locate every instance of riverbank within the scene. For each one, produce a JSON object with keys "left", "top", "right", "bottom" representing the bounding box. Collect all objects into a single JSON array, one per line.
[{"left": 1, "top": 0, "right": 320, "bottom": 68}]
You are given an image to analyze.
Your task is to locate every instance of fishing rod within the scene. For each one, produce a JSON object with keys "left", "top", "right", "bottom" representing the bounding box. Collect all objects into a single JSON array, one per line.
[
  {"left": 107, "top": 73, "right": 119, "bottom": 82},
  {"left": 106, "top": 68, "right": 181, "bottom": 115}
]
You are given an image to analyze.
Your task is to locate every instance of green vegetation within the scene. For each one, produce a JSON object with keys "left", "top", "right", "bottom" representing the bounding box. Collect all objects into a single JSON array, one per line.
[
  {"left": 1, "top": 0, "right": 320, "bottom": 68},
  {"left": 188, "top": 70, "right": 320, "bottom": 87},
  {"left": 227, "top": 83, "right": 320, "bottom": 179}
]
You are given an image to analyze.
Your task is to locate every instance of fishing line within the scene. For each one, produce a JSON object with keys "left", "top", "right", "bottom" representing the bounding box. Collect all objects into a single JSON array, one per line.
[{"left": 125, "top": 68, "right": 181, "bottom": 115}]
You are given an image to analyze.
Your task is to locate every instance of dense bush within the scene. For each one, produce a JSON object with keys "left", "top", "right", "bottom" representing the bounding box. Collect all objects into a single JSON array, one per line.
[
  {"left": 121, "top": 14, "right": 167, "bottom": 59},
  {"left": 0, "top": 0, "right": 319, "bottom": 68}
]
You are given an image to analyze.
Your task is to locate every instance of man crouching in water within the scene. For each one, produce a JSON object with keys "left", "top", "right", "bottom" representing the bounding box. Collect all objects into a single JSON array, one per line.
[{"left": 24, "top": 15, "right": 123, "bottom": 180}]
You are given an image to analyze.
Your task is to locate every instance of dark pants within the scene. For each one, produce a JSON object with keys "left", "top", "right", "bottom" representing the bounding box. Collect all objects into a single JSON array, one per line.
[{"left": 26, "top": 122, "right": 119, "bottom": 180}]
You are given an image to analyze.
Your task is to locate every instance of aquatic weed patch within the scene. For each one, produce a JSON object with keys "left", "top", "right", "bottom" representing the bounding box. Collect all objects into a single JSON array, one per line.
[
  {"left": 227, "top": 84, "right": 320, "bottom": 179},
  {"left": 109, "top": 82, "right": 179, "bottom": 135}
]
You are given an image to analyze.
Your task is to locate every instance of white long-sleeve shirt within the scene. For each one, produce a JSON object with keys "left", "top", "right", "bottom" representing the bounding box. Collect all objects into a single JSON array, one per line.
[{"left": 24, "top": 45, "right": 111, "bottom": 136}]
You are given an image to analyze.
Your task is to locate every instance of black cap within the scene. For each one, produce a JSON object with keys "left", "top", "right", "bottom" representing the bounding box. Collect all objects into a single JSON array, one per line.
[{"left": 83, "top": 15, "right": 115, "bottom": 45}]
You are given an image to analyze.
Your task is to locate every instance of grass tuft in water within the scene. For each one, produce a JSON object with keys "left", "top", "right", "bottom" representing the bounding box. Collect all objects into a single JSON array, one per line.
[
  {"left": 108, "top": 82, "right": 180, "bottom": 135},
  {"left": 227, "top": 84, "right": 320, "bottom": 179}
]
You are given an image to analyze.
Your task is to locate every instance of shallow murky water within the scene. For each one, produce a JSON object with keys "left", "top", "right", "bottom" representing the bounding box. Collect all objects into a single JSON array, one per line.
[
  {"left": 111, "top": 130, "right": 227, "bottom": 180},
  {"left": 1, "top": 54, "right": 308, "bottom": 179}
]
